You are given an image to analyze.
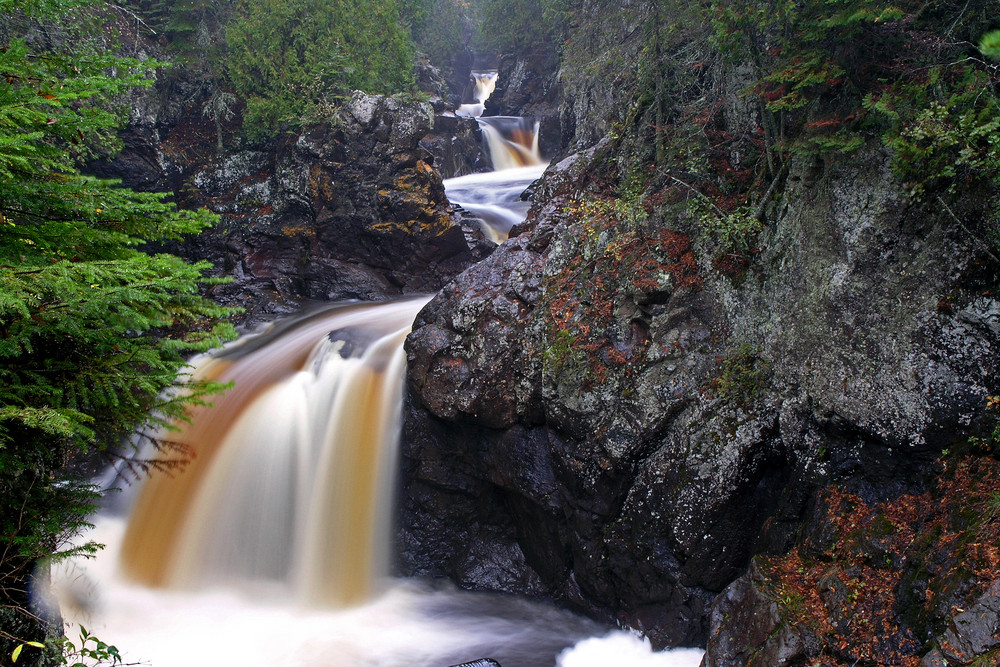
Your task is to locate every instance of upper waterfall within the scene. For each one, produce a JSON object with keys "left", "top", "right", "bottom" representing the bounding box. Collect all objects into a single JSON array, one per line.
[{"left": 456, "top": 70, "right": 498, "bottom": 118}]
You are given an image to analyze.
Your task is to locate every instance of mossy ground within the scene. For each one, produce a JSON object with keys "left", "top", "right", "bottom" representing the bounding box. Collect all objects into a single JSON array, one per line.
[{"left": 758, "top": 455, "right": 1000, "bottom": 666}]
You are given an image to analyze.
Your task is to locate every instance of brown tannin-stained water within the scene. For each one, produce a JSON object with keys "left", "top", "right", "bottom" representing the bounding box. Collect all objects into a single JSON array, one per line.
[
  {"left": 52, "top": 299, "right": 704, "bottom": 667},
  {"left": 120, "top": 299, "right": 425, "bottom": 601}
]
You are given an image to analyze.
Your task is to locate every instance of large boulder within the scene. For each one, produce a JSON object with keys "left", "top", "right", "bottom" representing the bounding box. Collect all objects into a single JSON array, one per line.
[{"left": 398, "top": 137, "right": 1000, "bottom": 648}]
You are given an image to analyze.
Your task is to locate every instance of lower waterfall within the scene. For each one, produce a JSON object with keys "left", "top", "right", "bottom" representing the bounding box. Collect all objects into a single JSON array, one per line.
[
  {"left": 51, "top": 297, "right": 705, "bottom": 666},
  {"left": 118, "top": 299, "right": 427, "bottom": 603}
]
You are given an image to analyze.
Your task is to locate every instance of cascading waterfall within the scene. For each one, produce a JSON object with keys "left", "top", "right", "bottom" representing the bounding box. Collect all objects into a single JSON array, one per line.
[
  {"left": 119, "top": 299, "right": 426, "bottom": 603},
  {"left": 456, "top": 70, "right": 498, "bottom": 118},
  {"left": 446, "top": 72, "right": 548, "bottom": 243},
  {"left": 443, "top": 118, "right": 545, "bottom": 243},
  {"left": 476, "top": 116, "right": 544, "bottom": 171},
  {"left": 49, "top": 64, "right": 704, "bottom": 667},
  {"left": 443, "top": 164, "right": 546, "bottom": 243}
]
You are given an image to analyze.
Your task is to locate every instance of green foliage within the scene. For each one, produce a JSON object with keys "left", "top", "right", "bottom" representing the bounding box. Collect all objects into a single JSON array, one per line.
[
  {"left": 712, "top": 0, "right": 909, "bottom": 160},
  {"left": 475, "top": 0, "right": 574, "bottom": 62},
  {"left": 981, "top": 30, "right": 1000, "bottom": 60},
  {"left": 709, "top": 343, "right": 772, "bottom": 405},
  {"left": 692, "top": 200, "right": 763, "bottom": 257},
  {"left": 701, "top": 0, "right": 1000, "bottom": 255},
  {"left": 224, "top": 0, "right": 416, "bottom": 140},
  {"left": 865, "top": 65, "right": 1000, "bottom": 199},
  {"left": 11, "top": 627, "right": 124, "bottom": 667},
  {"left": 400, "top": 0, "right": 464, "bottom": 69},
  {"left": 0, "top": 0, "right": 236, "bottom": 656},
  {"left": 713, "top": 0, "right": 905, "bottom": 112},
  {"left": 54, "top": 626, "right": 123, "bottom": 667},
  {"left": 132, "top": 0, "right": 232, "bottom": 66},
  {"left": 543, "top": 328, "right": 582, "bottom": 373}
]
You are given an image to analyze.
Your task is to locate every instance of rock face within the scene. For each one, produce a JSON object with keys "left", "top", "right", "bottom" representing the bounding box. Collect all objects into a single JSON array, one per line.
[
  {"left": 97, "top": 81, "right": 479, "bottom": 323},
  {"left": 399, "top": 130, "right": 1000, "bottom": 649},
  {"left": 182, "top": 93, "right": 473, "bottom": 319},
  {"left": 704, "top": 457, "right": 1000, "bottom": 666},
  {"left": 418, "top": 112, "right": 490, "bottom": 178},
  {"left": 473, "top": 0, "right": 646, "bottom": 161},
  {"left": 489, "top": 53, "right": 565, "bottom": 159}
]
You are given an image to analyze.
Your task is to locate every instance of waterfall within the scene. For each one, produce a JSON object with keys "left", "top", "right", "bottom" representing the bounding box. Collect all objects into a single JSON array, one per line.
[
  {"left": 119, "top": 298, "right": 428, "bottom": 603},
  {"left": 49, "top": 66, "right": 703, "bottom": 667},
  {"left": 476, "top": 116, "right": 544, "bottom": 171},
  {"left": 444, "top": 116, "right": 546, "bottom": 242},
  {"left": 456, "top": 70, "right": 498, "bottom": 119}
]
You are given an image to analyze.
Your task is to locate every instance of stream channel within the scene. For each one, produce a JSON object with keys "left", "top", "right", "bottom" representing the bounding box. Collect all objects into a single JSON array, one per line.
[{"left": 48, "top": 84, "right": 706, "bottom": 667}]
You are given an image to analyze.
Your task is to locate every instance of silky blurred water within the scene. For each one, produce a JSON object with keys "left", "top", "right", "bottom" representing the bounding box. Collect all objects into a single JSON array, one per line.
[{"left": 52, "top": 517, "right": 704, "bottom": 667}]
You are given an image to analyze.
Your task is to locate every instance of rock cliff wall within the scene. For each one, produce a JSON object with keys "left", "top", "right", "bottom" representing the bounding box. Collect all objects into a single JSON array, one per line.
[
  {"left": 397, "top": 3, "right": 1000, "bottom": 655},
  {"left": 400, "top": 131, "right": 1000, "bottom": 652},
  {"left": 94, "top": 63, "right": 487, "bottom": 323}
]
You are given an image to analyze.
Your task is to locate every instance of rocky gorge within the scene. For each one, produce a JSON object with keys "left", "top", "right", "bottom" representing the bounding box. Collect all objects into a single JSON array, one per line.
[{"left": 92, "top": 1, "right": 1000, "bottom": 664}]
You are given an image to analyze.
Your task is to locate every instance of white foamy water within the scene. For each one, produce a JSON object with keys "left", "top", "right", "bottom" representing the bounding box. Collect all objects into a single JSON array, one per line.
[
  {"left": 445, "top": 164, "right": 547, "bottom": 242},
  {"left": 457, "top": 71, "right": 498, "bottom": 119},
  {"left": 51, "top": 517, "right": 703, "bottom": 667}
]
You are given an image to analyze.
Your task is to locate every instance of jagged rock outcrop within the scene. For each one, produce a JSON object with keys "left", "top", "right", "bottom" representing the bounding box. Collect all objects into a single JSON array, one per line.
[
  {"left": 96, "top": 78, "right": 482, "bottom": 323},
  {"left": 399, "top": 131, "right": 1000, "bottom": 650},
  {"left": 173, "top": 92, "right": 474, "bottom": 320}
]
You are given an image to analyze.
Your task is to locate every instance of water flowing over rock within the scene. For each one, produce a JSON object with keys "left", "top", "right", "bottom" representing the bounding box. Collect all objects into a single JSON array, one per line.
[{"left": 77, "top": 3, "right": 1000, "bottom": 662}]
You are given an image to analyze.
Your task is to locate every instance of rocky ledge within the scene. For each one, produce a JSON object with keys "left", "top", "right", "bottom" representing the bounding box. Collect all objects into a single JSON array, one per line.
[
  {"left": 97, "top": 81, "right": 488, "bottom": 324},
  {"left": 175, "top": 93, "right": 479, "bottom": 322}
]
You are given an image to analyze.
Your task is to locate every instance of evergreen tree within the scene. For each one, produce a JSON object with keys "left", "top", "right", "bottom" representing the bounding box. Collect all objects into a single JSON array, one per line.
[
  {"left": 475, "top": 0, "right": 573, "bottom": 65},
  {"left": 0, "top": 0, "right": 235, "bottom": 658},
  {"left": 224, "top": 0, "right": 416, "bottom": 140},
  {"left": 399, "top": 0, "right": 464, "bottom": 71}
]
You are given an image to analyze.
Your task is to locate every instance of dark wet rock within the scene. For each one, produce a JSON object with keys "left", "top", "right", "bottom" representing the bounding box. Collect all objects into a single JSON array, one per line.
[
  {"left": 419, "top": 113, "right": 490, "bottom": 178},
  {"left": 99, "top": 87, "right": 476, "bottom": 325},
  {"left": 701, "top": 455, "right": 1000, "bottom": 665},
  {"left": 554, "top": 0, "right": 655, "bottom": 152},
  {"left": 938, "top": 579, "right": 1000, "bottom": 663},
  {"left": 399, "top": 133, "right": 1000, "bottom": 649},
  {"left": 921, "top": 649, "right": 950, "bottom": 666},
  {"left": 702, "top": 563, "right": 807, "bottom": 667}
]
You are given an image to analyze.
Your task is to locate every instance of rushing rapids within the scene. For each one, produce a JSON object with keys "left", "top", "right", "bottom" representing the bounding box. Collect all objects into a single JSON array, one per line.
[
  {"left": 444, "top": 112, "right": 546, "bottom": 243},
  {"left": 444, "top": 164, "right": 545, "bottom": 243},
  {"left": 476, "top": 116, "right": 544, "bottom": 171}
]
